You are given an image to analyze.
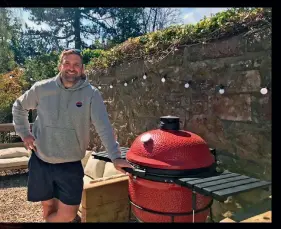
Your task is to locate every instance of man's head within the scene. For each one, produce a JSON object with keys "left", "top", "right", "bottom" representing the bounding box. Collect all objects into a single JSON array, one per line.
[{"left": 58, "top": 49, "right": 84, "bottom": 84}]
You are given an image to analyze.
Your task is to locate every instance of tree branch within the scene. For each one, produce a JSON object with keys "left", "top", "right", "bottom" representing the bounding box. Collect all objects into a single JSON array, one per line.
[
  {"left": 81, "top": 13, "right": 109, "bottom": 29},
  {"left": 26, "top": 29, "right": 73, "bottom": 40}
]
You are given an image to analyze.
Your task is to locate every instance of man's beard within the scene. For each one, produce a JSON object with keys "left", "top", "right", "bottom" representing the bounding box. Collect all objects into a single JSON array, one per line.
[{"left": 61, "top": 71, "right": 81, "bottom": 83}]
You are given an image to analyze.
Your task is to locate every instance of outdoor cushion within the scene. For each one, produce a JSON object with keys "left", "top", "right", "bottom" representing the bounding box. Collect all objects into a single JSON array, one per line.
[
  {"left": 0, "top": 147, "right": 30, "bottom": 159},
  {"left": 0, "top": 156, "right": 29, "bottom": 169},
  {"left": 84, "top": 157, "right": 106, "bottom": 179},
  {"left": 81, "top": 150, "right": 92, "bottom": 168}
]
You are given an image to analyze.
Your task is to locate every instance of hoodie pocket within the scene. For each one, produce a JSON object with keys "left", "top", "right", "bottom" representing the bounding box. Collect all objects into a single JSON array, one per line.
[{"left": 44, "top": 126, "right": 82, "bottom": 159}]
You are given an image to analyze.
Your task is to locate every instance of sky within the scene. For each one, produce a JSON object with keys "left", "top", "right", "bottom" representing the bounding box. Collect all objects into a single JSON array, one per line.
[{"left": 181, "top": 8, "right": 228, "bottom": 24}]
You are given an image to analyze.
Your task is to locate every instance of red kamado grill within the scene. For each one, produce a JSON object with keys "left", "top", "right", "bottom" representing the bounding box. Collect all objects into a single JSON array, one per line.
[{"left": 125, "top": 116, "right": 217, "bottom": 223}]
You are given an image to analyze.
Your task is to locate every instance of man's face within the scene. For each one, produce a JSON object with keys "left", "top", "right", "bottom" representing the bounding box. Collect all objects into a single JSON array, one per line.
[{"left": 59, "top": 54, "right": 84, "bottom": 83}]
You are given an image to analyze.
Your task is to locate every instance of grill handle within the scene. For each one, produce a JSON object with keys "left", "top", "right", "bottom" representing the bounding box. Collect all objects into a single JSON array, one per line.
[
  {"left": 123, "top": 167, "right": 146, "bottom": 177},
  {"left": 209, "top": 148, "right": 217, "bottom": 163}
]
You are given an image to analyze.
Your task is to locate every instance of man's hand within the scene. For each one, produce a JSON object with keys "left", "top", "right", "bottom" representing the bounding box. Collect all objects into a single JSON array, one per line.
[
  {"left": 112, "top": 158, "right": 133, "bottom": 174},
  {"left": 23, "top": 135, "right": 37, "bottom": 152}
]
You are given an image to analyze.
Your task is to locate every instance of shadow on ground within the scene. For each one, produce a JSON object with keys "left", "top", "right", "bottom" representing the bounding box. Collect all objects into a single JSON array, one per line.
[
  {"left": 231, "top": 197, "right": 272, "bottom": 222},
  {"left": 0, "top": 169, "right": 28, "bottom": 189}
]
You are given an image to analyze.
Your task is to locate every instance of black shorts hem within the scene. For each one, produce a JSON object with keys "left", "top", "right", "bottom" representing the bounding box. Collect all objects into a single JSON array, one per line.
[
  {"left": 28, "top": 196, "right": 81, "bottom": 206},
  {"left": 58, "top": 196, "right": 82, "bottom": 206},
  {"left": 27, "top": 196, "right": 54, "bottom": 202}
]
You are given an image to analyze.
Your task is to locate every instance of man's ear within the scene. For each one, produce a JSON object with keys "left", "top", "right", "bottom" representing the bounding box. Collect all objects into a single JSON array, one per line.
[
  {"left": 82, "top": 64, "right": 85, "bottom": 74},
  {"left": 58, "top": 64, "right": 62, "bottom": 72}
]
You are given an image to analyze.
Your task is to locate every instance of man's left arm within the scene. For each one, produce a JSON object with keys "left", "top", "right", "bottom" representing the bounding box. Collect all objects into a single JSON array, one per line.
[
  {"left": 90, "top": 88, "right": 122, "bottom": 162},
  {"left": 90, "top": 89, "right": 133, "bottom": 173}
]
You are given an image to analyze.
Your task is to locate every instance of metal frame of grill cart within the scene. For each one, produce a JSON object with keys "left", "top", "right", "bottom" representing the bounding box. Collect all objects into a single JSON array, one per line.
[{"left": 93, "top": 147, "right": 271, "bottom": 223}]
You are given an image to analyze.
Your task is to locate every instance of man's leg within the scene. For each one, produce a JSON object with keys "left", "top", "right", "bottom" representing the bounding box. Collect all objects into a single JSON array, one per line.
[
  {"left": 45, "top": 200, "right": 79, "bottom": 222},
  {"left": 42, "top": 198, "right": 59, "bottom": 221},
  {"left": 45, "top": 160, "right": 84, "bottom": 222}
]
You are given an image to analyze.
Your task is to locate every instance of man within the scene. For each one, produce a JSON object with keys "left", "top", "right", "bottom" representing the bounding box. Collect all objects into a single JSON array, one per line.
[{"left": 12, "top": 49, "right": 132, "bottom": 223}]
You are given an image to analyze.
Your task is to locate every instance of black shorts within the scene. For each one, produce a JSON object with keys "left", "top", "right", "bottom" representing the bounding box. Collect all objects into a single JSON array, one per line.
[{"left": 27, "top": 151, "right": 84, "bottom": 205}]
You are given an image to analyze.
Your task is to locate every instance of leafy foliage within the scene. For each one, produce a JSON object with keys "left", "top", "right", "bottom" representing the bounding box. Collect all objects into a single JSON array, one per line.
[
  {"left": 10, "top": 31, "right": 56, "bottom": 66},
  {"left": 22, "top": 51, "right": 59, "bottom": 83},
  {"left": 82, "top": 49, "right": 104, "bottom": 65},
  {"left": 23, "top": 8, "right": 102, "bottom": 49},
  {"left": 0, "top": 68, "right": 28, "bottom": 122},
  {"left": 86, "top": 8, "right": 271, "bottom": 71},
  {"left": 0, "top": 8, "right": 17, "bottom": 74},
  {"left": 102, "top": 8, "right": 144, "bottom": 45}
]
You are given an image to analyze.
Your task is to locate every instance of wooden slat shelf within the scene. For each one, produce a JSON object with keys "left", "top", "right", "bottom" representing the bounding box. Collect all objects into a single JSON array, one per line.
[{"left": 174, "top": 171, "right": 271, "bottom": 201}]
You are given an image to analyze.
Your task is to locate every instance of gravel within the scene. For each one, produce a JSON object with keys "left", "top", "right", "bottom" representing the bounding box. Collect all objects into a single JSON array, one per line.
[{"left": 0, "top": 169, "right": 44, "bottom": 222}]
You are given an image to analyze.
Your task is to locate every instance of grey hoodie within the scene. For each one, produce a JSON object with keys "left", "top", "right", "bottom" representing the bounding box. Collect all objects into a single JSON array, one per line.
[{"left": 12, "top": 74, "right": 121, "bottom": 163}]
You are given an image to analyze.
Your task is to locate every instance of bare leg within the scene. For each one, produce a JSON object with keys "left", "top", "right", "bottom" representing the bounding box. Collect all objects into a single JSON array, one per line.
[
  {"left": 45, "top": 199, "right": 79, "bottom": 222},
  {"left": 42, "top": 198, "right": 59, "bottom": 221}
]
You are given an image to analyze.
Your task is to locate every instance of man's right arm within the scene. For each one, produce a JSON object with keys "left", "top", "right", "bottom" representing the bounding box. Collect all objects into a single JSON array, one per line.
[{"left": 12, "top": 83, "right": 39, "bottom": 140}]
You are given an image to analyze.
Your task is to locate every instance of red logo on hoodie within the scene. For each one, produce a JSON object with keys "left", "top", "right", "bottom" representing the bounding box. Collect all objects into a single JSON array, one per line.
[{"left": 76, "top": 101, "right": 82, "bottom": 107}]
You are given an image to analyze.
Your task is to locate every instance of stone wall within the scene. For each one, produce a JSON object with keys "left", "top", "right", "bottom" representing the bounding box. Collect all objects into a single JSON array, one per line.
[{"left": 88, "top": 27, "right": 271, "bottom": 182}]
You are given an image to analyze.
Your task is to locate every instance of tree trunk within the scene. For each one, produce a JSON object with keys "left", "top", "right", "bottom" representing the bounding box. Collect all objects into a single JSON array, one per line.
[
  {"left": 152, "top": 8, "right": 158, "bottom": 32},
  {"left": 73, "top": 9, "right": 81, "bottom": 49}
]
